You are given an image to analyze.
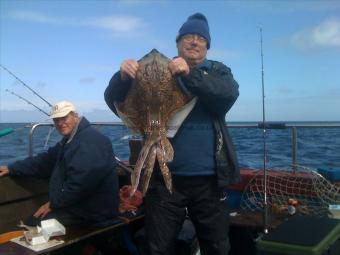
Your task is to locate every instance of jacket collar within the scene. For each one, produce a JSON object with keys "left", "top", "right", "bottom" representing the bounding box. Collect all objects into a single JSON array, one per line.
[
  {"left": 62, "top": 117, "right": 90, "bottom": 144},
  {"left": 195, "top": 58, "right": 211, "bottom": 70}
]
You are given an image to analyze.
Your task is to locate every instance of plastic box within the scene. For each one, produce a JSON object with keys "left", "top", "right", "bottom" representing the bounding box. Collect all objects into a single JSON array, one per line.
[
  {"left": 257, "top": 216, "right": 340, "bottom": 255},
  {"left": 329, "top": 204, "right": 340, "bottom": 219},
  {"left": 24, "top": 219, "right": 65, "bottom": 245}
]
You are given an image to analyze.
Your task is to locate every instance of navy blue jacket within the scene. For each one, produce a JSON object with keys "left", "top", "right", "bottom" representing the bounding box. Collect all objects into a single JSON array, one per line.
[
  {"left": 104, "top": 59, "right": 240, "bottom": 187},
  {"left": 8, "top": 117, "right": 119, "bottom": 225}
]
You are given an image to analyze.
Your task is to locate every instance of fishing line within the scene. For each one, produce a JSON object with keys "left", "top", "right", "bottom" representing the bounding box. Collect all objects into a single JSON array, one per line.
[
  {"left": 260, "top": 27, "right": 269, "bottom": 234},
  {"left": 115, "top": 156, "right": 133, "bottom": 173},
  {"left": 5, "top": 89, "right": 50, "bottom": 116},
  {"left": 0, "top": 64, "right": 52, "bottom": 107},
  {"left": 44, "top": 126, "right": 56, "bottom": 150}
]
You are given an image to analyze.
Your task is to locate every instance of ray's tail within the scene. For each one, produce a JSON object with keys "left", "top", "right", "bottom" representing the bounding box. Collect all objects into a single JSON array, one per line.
[
  {"left": 141, "top": 145, "right": 157, "bottom": 196},
  {"left": 130, "top": 134, "right": 160, "bottom": 195},
  {"left": 156, "top": 137, "right": 173, "bottom": 193}
]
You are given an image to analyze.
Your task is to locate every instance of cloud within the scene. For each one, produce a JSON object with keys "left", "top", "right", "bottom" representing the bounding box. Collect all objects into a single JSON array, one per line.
[
  {"left": 84, "top": 64, "right": 118, "bottom": 73},
  {"left": 1, "top": 109, "right": 50, "bottom": 123},
  {"left": 238, "top": 1, "right": 340, "bottom": 15},
  {"left": 83, "top": 109, "right": 120, "bottom": 122},
  {"left": 9, "top": 10, "right": 66, "bottom": 24},
  {"left": 324, "top": 86, "right": 340, "bottom": 97},
  {"left": 36, "top": 81, "right": 47, "bottom": 89},
  {"left": 277, "top": 87, "right": 294, "bottom": 95},
  {"left": 8, "top": 10, "right": 147, "bottom": 37},
  {"left": 290, "top": 17, "right": 340, "bottom": 49},
  {"left": 11, "top": 80, "right": 21, "bottom": 86},
  {"left": 87, "top": 16, "right": 145, "bottom": 33},
  {"left": 208, "top": 49, "right": 241, "bottom": 61},
  {"left": 79, "top": 77, "right": 96, "bottom": 85}
]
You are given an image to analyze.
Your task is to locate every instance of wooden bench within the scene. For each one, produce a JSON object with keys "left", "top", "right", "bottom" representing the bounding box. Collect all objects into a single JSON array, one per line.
[{"left": 0, "top": 170, "right": 144, "bottom": 255}]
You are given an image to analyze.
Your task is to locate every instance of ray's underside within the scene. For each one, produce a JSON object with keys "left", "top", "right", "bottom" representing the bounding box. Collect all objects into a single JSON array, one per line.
[{"left": 115, "top": 49, "right": 188, "bottom": 195}]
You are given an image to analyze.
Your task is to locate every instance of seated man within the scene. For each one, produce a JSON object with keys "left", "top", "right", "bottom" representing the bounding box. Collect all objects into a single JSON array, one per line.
[{"left": 0, "top": 101, "right": 119, "bottom": 227}]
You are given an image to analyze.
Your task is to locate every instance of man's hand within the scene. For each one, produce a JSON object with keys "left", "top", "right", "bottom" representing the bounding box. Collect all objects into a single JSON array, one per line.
[
  {"left": 120, "top": 59, "right": 139, "bottom": 81},
  {"left": 0, "top": 166, "right": 9, "bottom": 177},
  {"left": 168, "top": 57, "right": 190, "bottom": 76},
  {"left": 34, "top": 202, "right": 52, "bottom": 219}
]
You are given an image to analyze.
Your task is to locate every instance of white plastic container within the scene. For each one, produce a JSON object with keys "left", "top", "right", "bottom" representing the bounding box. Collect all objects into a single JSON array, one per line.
[
  {"left": 24, "top": 219, "right": 65, "bottom": 245},
  {"left": 329, "top": 204, "right": 340, "bottom": 219},
  {"left": 40, "top": 219, "right": 66, "bottom": 238}
]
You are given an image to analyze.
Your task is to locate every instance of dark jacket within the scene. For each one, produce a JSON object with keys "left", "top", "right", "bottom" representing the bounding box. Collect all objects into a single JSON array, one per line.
[
  {"left": 104, "top": 60, "right": 240, "bottom": 187},
  {"left": 8, "top": 117, "right": 119, "bottom": 225}
]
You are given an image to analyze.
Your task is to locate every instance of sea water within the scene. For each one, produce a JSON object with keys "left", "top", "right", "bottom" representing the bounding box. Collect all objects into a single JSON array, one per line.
[{"left": 0, "top": 122, "right": 339, "bottom": 171}]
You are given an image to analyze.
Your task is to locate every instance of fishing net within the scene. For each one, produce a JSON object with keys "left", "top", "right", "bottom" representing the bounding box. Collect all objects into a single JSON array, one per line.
[{"left": 240, "top": 166, "right": 340, "bottom": 217}]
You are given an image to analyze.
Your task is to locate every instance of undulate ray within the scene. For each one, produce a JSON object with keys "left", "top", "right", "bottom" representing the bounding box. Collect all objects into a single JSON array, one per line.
[{"left": 114, "top": 49, "right": 189, "bottom": 196}]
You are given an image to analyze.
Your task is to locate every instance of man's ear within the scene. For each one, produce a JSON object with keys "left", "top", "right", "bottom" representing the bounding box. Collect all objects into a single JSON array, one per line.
[{"left": 176, "top": 41, "right": 180, "bottom": 50}]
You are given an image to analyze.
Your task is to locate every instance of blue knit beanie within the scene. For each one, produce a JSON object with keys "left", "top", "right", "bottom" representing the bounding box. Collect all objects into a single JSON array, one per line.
[{"left": 176, "top": 13, "right": 211, "bottom": 49}]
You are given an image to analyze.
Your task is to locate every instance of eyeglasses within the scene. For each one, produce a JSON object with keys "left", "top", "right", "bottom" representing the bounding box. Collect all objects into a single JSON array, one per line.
[
  {"left": 181, "top": 34, "right": 207, "bottom": 44},
  {"left": 53, "top": 113, "right": 73, "bottom": 124}
]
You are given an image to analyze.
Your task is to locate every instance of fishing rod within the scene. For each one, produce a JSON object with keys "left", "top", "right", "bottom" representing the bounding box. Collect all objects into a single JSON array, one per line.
[
  {"left": 5, "top": 89, "right": 50, "bottom": 116},
  {"left": 114, "top": 156, "right": 133, "bottom": 173},
  {"left": 0, "top": 64, "right": 52, "bottom": 107},
  {"left": 260, "top": 27, "right": 269, "bottom": 234}
]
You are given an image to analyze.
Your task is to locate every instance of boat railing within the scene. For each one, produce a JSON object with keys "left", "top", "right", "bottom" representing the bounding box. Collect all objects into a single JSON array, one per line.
[
  {"left": 28, "top": 122, "right": 340, "bottom": 171},
  {"left": 226, "top": 122, "right": 340, "bottom": 172},
  {"left": 28, "top": 122, "right": 123, "bottom": 157}
]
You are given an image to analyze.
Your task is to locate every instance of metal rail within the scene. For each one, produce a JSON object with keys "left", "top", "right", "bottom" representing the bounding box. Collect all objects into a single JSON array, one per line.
[
  {"left": 226, "top": 122, "right": 340, "bottom": 172},
  {"left": 28, "top": 122, "right": 340, "bottom": 169},
  {"left": 28, "top": 122, "right": 123, "bottom": 157}
]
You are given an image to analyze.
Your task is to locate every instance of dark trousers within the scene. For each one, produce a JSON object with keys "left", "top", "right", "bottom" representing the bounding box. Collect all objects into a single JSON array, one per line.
[{"left": 145, "top": 174, "right": 230, "bottom": 255}]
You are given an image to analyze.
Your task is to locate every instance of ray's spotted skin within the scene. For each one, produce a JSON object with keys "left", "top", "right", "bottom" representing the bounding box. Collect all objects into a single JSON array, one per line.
[{"left": 114, "top": 49, "right": 188, "bottom": 196}]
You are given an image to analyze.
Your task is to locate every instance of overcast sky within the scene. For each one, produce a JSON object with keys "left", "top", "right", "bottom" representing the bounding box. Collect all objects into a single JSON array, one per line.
[{"left": 1, "top": 0, "right": 340, "bottom": 123}]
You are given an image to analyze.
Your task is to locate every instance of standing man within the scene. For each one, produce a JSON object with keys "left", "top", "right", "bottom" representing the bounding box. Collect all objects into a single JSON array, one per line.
[
  {"left": 0, "top": 101, "right": 119, "bottom": 227},
  {"left": 105, "top": 13, "right": 240, "bottom": 255}
]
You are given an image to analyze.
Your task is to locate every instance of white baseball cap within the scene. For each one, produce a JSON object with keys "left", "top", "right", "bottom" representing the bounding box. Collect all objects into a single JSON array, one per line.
[{"left": 50, "top": 101, "right": 76, "bottom": 119}]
